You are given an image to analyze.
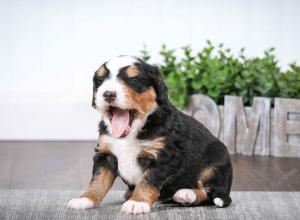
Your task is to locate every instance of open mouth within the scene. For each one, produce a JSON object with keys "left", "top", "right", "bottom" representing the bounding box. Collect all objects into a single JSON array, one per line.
[{"left": 108, "top": 106, "right": 137, "bottom": 138}]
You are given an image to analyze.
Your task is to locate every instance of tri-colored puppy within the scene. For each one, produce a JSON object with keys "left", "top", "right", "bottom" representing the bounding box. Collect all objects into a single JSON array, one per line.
[{"left": 67, "top": 55, "right": 232, "bottom": 214}]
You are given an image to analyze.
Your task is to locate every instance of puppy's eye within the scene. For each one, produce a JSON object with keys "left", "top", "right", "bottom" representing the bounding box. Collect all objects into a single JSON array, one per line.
[
  {"left": 94, "top": 77, "right": 104, "bottom": 87},
  {"left": 130, "top": 78, "right": 137, "bottom": 83},
  {"left": 97, "top": 77, "right": 104, "bottom": 82}
]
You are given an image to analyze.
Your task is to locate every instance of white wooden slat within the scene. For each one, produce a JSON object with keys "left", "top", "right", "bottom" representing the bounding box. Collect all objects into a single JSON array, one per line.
[{"left": 187, "top": 94, "right": 300, "bottom": 157}]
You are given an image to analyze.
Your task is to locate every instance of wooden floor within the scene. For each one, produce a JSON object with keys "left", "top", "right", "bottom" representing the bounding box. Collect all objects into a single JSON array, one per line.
[{"left": 0, "top": 141, "right": 299, "bottom": 191}]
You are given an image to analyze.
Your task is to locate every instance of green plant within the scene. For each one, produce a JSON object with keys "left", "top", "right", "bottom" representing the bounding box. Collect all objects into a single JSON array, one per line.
[{"left": 140, "top": 41, "right": 300, "bottom": 109}]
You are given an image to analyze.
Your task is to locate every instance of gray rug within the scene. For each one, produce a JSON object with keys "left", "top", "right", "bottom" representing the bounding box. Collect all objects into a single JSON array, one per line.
[{"left": 0, "top": 190, "right": 299, "bottom": 220}]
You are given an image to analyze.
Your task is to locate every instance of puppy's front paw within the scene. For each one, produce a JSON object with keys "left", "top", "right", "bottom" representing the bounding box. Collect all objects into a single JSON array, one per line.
[
  {"left": 121, "top": 200, "right": 150, "bottom": 214},
  {"left": 173, "top": 189, "right": 196, "bottom": 205},
  {"left": 67, "top": 197, "right": 94, "bottom": 209}
]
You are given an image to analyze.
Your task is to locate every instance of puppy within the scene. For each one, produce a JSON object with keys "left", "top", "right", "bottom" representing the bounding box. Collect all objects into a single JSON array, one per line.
[{"left": 67, "top": 55, "right": 232, "bottom": 214}]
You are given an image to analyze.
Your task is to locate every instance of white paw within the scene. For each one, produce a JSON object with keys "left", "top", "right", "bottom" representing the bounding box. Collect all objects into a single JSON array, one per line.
[
  {"left": 67, "top": 197, "right": 94, "bottom": 209},
  {"left": 121, "top": 200, "right": 150, "bottom": 214},
  {"left": 173, "top": 189, "right": 196, "bottom": 205},
  {"left": 213, "top": 197, "right": 224, "bottom": 207}
]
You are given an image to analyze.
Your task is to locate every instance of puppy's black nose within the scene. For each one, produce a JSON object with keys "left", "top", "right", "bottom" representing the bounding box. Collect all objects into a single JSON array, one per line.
[{"left": 103, "top": 91, "right": 116, "bottom": 103}]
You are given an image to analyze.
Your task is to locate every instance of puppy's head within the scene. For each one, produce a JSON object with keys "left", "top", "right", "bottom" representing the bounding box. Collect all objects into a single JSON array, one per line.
[{"left": 92, "top": 55, "right": 168, "bottom": 138}]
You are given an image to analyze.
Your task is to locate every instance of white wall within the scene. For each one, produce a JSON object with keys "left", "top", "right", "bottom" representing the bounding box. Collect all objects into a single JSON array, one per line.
[{"left": 0, "top": 0, "right": 300, "bottom": 140}]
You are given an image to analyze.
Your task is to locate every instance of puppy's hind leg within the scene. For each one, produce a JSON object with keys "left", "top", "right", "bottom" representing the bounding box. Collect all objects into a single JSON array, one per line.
[{"left": 172, "top": 188, "right": 208, "bottom": 206}]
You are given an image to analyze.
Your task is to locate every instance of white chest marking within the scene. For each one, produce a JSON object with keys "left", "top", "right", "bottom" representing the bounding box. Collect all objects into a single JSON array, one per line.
[{"left": 103, "top": 135, "right": 143, "bottom": 185}]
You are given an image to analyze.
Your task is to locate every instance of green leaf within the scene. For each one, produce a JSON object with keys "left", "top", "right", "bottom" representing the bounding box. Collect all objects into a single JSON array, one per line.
[{"left": 140, "top": 42, "right": 300, "bottom": 108}]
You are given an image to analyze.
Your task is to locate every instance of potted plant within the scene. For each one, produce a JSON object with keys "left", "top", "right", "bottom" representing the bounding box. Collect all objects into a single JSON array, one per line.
[{"left": 140, "top": 41, "right": 300, "bottom": 158}]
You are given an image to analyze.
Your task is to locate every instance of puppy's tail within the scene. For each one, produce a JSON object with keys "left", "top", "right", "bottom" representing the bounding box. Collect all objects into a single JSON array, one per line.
[
  {"left": 209, "top": 188, "right": 232, "bottom": 208},
  {"left": 212, "top": 196, "right": 231, "bottom": 208}
]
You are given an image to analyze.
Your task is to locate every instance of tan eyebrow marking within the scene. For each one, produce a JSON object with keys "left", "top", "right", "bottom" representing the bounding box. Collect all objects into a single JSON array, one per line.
[
  {"left": 95, "top": 64, "right": 107, "bottom": 77},
  {"left": 126, "top": 66, "right": 140, "bottom": 78}
]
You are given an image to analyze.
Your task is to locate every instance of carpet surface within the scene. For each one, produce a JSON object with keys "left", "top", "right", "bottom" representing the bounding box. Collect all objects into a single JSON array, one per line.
[{"left": 0, "top": 190, "right": 299, "bottom": 220}]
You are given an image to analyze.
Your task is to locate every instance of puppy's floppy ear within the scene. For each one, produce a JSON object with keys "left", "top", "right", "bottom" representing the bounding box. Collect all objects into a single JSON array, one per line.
[
  {"left": 92, "top": 85, "right": 96, "bottom": 108},
  {"left": 92, "top": 72, "right": 97, "bottom": 108},
  {"left": 146, "top": 64, "right": 168, "bottom": 105}
]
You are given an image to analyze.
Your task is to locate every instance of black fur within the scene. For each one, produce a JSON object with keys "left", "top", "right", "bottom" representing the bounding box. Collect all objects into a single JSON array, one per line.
[
  {"left": 92, "top": 57, "right": 232, "bottom": 207},
  {"left": 118, "top": 64, "right": 153, "bottom": 93},
  {"left": 92, "top": 64, "right": 110, "bottom": 108},
  {"left": 92, "top": 151, "right": 118, "bottom": 177},
  {"left": 98, "top": 120, "right": 108, "bottom": 135}
]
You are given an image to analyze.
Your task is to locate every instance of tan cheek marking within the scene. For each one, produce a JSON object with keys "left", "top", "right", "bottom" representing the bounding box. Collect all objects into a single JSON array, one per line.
[
  {"left": 126, "top": 66, "right": 140, "bottom": 77},
  {"left": 81, "top": 167, "right": 116, "bottom": 205},
  {"left": 139, "top": 137, "right": 165, "bottom": 159},
  {"left": 96, "top": 64, "right": 106, "bottom": 77},
  {"left": 122, "top": 84, "right": 157, "bottom": 120},
  {"left": 199, "top": 166, "right": 215, "bottom": 183},
  {"left": 129, "top": 172, "right": 160, "bottom": 206}
]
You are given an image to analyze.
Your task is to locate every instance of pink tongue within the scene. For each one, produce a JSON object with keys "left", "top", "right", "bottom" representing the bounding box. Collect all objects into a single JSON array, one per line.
[{"left": 111, "top": 108, "right": 130, "bottom": 138}]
